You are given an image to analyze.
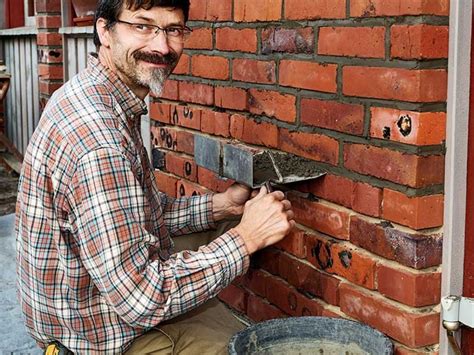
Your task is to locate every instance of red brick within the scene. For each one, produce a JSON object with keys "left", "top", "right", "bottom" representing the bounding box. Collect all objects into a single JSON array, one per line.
[
  {"left": 278, "top": 252, "right": 340, "bottom": 305},
  {"left": 215, "top": 86, "right": 248, "bottom": 111},
  {"left": 261, "top": 27, "right": 314, "bottom": 54},
  {"left": 300, "top": 98, "right": 364, "bottom": 135},
  {"left": 234, "top": 0, "right": 282, "bottom": 22},
  {"left": 159, "top": 79, "right": 178, "bottom": 101},
  {"left": 153, "top": 170, "right": 178, "bottom": 197},
  {"left": 290, "top": 195, "right": 351, "bottom": 239},
  {"left": 319, "top": 26, "right": 385, "bottom": 58},
  {"left": 242, "top": 268, "right": 268, "bottom": 297},
  {"left": 37, "top": 33, "right": 62, "bottom": 46},
  {"left": 36, "top": 15, "right": 61, "bottom": 29},
  {"left": 177, "top": 179, "right": 208, "bottom": 197},
  {"left": 377, "top": 263, "right": 441, "bottom": 307},
  {"left": 350, "top": 216, "right": 443, "bottom": 269},
  {"left": 382, "top": 189, "right": 444, "bottom": 230},
  {"left": 284, "top": 0, "right": 346, "bottom": 20},
  {"left": 38, "top": 64, "right": 63, "bottom": 80},
  {"left": 279, "top": 128, "right": 339, "bottom": 165},
  {"left": 247, "top": 294, "right": 287, "bottom": 322},
  {"left": 149, "top": 102, "right": 171, "bottom": 124},
  {"left": 173, "top": 53, "right": 190, "bottom": 75},
  {"left": 218, "top": 284, "right": 248, "bottom": 313},
  {"left": 343, "top": 67, "right": 447, "bottom": 103},
  {"left": 153, "top": 126, "right": 195, "bottom": 155},
  {"left": 38, "top": 48, "right": 63, "bottom": 64},
  {"left": 279, "top": 60, "right": 337, "bottom": 93},
  {"left": 340, "top": 283, "right": 440, "bottom": 348},
  {"left": 39, "top": 80, "right": 62, "bottom": 95},
  {"left": 230, "top": 114, "right": 278, "bottom": 148},
  {"left": 184, "top": 27, "right": 213, "bottom": 49},
  {"left": 370, "top": 107, "right": 447, "bottom": 146},
  {"left": 175, "top": 129, "right": 195, "bottom": 155},
  {"left": 343, "top": 143, "right": 445, "bottom": 188},
  {"left": 351, "top": 182, "right": 382, "bottom": 217},
  {"left": 232, "top": 58, "right": 276, "bottom": 84},
  {"left": 394, "top": 345, "right": 440, "bottom": 355},
  {"left": 350, "top": 0, "right": 449, "bottom": 17},
  {"left": 216, "top": 27, "right": 257, "bottom": 53},
  {"left": 165, "top": 153, "right": 198, "bottom": 182},
  {"left": 248, "top": 89, "right": 296, "bottom": 123},
  {"left": 197, "top": 168, "right": 234, "bottom": 192},
  {"left": 171, "top": 105, "right": 201, "bottom": 130},
  {"left": 200, "top": 109, "right": 230, "bottom": 137},
  {"left": 274, "top": 227, "right": 306, "bottom": 258},
  {"left": 302, "top": 174, "right": 354, "bottom": 208},
  {"left": 36, "top": 0, "right": 61, "bottom": 12},
  {"left": 391, "top": 25, "right": 449, "bottom": 60},
  {"left": 191, "top": 55, "right": 229, "bottom": 80},
  {"left": 305, "top": 234, "right": 377, "bottom": 289},
  {"left": 179, "top": 81, "right": 214, "bottom": 106},
  {"left": 189, "top": 0, "right": 232, "bottom": 21},
  {"left": 253, "top": 249, "right": 281, "bottom": 275}
]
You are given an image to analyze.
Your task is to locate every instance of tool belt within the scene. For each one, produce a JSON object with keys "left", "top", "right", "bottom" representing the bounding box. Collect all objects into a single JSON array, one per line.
[{"left": 44, "top": 341, "right": 74, "bottom": 355}]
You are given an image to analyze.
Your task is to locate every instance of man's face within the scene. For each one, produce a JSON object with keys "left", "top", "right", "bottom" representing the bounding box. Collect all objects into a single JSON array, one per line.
[{"left": 107, "top": 6, "right": 185, "bottom": 96}]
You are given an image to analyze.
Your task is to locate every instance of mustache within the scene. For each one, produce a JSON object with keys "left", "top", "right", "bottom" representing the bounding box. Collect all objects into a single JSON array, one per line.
[{"left": 133, "top": 51, "right": 178, "bottom": 66}]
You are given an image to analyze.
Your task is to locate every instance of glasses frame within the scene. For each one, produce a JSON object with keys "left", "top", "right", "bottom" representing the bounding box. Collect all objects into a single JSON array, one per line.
[{"left": 114, "top": 19, "right": 193, "bottom": 43}]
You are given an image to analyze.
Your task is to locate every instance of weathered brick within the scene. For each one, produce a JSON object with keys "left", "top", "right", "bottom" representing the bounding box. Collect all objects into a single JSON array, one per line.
[
  {"left": 189, "top": 0, "right": 232, "bottom": 21},
  {"left": 159, "top": 79, "right": 179, "bottom": 101},
  {"left": 233, "top": 58, "right": 276, "bottom": 84},
  {"left": 377, "top": 263, "right": 441, "bottom": 307},
  {"left": 173, "top": 53, "right": 190, "bottom": 75},
  {"left": 215, "top": 86, "right": 248, "bottom": 111},
  {"left": 340, "top": 283, "right": 440, "bottom": 348},
  {"left": 248, "top": 89, "right": 296, "bottom": 123},
  {"left": 350, "top": 215, "right": 443, "bottom": 269},
  {"left": 382, "top": 189, "right": 444, "bottom": 230},
  {"left": 38, "top": 64, "right": 63, "bottom": 80},
  {"left": 170, "top": 105, "right": 201, "bottom": 130},
  {"left": 370, "top": 107, "right": 447, "bottom": 146},
  {"left": 300, "top": 98, "right": 364, "bottom": 135},
  {"left": 343, "top": 143, "right": 445, "bottom": 188},
  {"left": 279, "top": 128, "right": 339, "bottom": 165},
  {"left": 36, "top": 15, "right": 61, "bottom": 29},
  {"left": 261, "top": 27, "right": 314, "bottom": 54},
  {"left": 36, "top": 0, "right": 61, "bottom": 13},
  {"left": 350, "top": 0, "right": 449, "bottom": 17},
  {"left": 177, "top": 179, "right": 208, "bottom": 197},
  {"left": 153, "top": 126, "right": 195, "bottom": 155},
  {"left": 184, "top": 27, "right": 213, "bottom": 49},
  {"left": 391, "top": 25, "right": 449, "bottom": 60},
  {"left": 284, "top": 0, "right": 346, "bottom": 20},
  {"left": 290, "top": 195, "right": 351, "bottom": 239},
  {"left": 247, "top": 294, "right": 287, "bottom": 322},
  {"left": 38, "top": 48, "right": 63, "bottom": 64},
  {"left": 318, "top": 26, "right": 385, "bottom": 58},
  {"left": 234, "top": 0, "right": 282, "bottom": 22},
  {"left": 230, "top": 114, "right": 278, "bottom": 148},
  {"left": 301, "top": 174, "right": 354, "bottom": 208},
  {"left": 37, "top": 32, "right": 62, "bottom": 46},
  {"left": 179, "top": 81, "right": 214, "bottom": 106},
  {"left": 153, "top": 170, "right": 178, "bottom": 197},
  {"left": 215, "top": 27, "right": 257, "bottom": 53},
  {"left": 343, "top": 67, "right": 447, "bottom": 103},
  {"left": 200, "top": 109, "right": 230, "bottom": 137},
  {"left": 242, "top": 268, "right": 268, "bottom": 297},
  {"left": 351, "top": 182, "right": 383, "bottom": 217},
  {"left": 274, "top": 227, "right": 306, "bottom": 258},
  {"left": 197, "top": 167, "right": 234, "bottom": 192},
  {"left": 149, "top": 102, "right": 171, "bottom": 124},
  {"left": 191, "top": 55, "right": 229, "bottom": 80},
  {"left": 39, "top": 80, "right": 62, "bottom": 96},
  {"left": 165, "top": 152, "right": 198, "bottom": 182},
  {"left": 218, "top": 284, "right": 248, "bottom": 313},
  {"left": 280, "top": 60, "right": 338, "bottom": 93}
]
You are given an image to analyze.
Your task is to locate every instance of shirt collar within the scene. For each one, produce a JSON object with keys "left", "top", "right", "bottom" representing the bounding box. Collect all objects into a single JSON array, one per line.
[{"left": 87, "top": 53, "right": 148, "bottom": 120}]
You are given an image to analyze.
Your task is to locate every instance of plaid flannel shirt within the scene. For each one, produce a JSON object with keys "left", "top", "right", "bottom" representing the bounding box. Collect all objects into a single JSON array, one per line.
[{"left": 16, "top": 54, "right": 249, "bottom": 353}]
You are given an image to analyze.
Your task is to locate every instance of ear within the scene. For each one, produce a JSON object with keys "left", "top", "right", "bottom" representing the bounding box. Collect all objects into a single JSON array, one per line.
[{"left": 96, "top": 18, "right": 112, "bottom": 48}]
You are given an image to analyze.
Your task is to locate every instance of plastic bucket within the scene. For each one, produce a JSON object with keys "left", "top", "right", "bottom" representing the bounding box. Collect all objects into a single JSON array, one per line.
[{"left": 228, "top": 316, "right": 393, "bottom": 355}]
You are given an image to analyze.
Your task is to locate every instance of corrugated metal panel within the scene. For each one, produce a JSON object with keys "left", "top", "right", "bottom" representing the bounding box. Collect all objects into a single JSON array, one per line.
[
  {"left": 63, "top": 32, "right": 94, "bottom": 82},
  {"left": 1, "top": 34, "right": 39, "bottom": 154}
]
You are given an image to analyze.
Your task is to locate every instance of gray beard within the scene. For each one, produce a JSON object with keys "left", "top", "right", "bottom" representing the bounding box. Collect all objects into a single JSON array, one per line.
[{"left": 140, "top": 68, "right": 169, "bottom": 96}]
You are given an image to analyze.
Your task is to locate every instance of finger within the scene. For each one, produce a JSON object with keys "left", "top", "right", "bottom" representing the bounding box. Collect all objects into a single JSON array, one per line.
[
  {"left": 250, "top": 189, "right": 259, "bottom": 198},
  {"left": 254, "top": 185, "right": 267, "bottom": 198},
  {"left": 286, "top": 210, "right": 295, "bottom": 221},
  {"left": 271, "top": 190, "right": 285, "bottom": 201},
  {"left": 281, "top": 200, "right": 292, "bottom": 211}
]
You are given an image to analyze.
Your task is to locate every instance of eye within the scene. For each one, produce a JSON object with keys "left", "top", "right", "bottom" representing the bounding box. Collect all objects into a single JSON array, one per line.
[
  {"left": 165, "top": 27, "right": 183, "bottom": 37},
  {"left": 133, "top": 24, "right": 153, "bottom": 33}
]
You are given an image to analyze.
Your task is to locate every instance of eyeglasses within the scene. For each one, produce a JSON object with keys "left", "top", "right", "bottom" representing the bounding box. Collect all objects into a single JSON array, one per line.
[{"left": 115, "top": 20, "right": 192, "bottom": 43}]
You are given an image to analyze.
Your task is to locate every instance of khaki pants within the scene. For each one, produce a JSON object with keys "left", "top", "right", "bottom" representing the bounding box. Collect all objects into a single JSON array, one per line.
[{"left": 126, "top": 219, "right": 245, "bottom": 355}]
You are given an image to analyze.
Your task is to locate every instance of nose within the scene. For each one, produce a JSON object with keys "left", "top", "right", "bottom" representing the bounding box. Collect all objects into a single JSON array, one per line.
[{"left": 149, "top": 30, "right": 170, "bottom": 56}]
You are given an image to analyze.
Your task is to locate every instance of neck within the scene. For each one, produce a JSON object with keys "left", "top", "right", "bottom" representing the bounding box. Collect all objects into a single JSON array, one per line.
[{"left": 97, "top": 47, "right": 150, "bottom": 100}]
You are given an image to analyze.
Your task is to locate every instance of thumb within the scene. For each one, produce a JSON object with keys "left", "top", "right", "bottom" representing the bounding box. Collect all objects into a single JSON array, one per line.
[{"left": 252, "top": 185, "right": 267, "bottom": 200}]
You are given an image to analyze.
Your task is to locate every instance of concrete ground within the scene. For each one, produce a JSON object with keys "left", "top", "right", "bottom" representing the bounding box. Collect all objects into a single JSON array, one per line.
[{"left": 0, "top": 213, "right": 41, "bottom": 354}]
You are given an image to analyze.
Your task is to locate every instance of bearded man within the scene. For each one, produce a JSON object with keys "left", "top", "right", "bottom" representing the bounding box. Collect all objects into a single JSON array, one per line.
[{"left": 15, "top": 0, "right": 294, "bottom": 353}]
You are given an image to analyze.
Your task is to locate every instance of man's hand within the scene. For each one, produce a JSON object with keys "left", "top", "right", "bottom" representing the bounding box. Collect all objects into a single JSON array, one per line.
[
  {"left": 212, "top": 183, "right": 252, "bottom": 221},
  {"left": 233, "top": 186, "right": 295, "bottom": 254}
]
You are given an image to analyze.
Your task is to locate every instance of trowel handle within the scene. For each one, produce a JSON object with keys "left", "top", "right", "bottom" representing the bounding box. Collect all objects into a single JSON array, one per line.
[{"left": 264, "top": 180, "right": 273, "bottom": 193}]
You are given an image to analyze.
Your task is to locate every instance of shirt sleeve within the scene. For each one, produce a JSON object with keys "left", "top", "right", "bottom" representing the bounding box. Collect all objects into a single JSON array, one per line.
[
  {"left": 158, "top": 192, "right": 217, "bottom": 237},
  {"left": 69, "top": 147, "right": 250, "bottom": 329}
]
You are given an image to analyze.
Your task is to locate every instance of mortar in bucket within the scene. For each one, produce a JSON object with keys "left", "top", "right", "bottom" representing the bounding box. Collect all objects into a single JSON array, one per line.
[{"left": 228, "top": 316, "right": 393, "bottom": 355}]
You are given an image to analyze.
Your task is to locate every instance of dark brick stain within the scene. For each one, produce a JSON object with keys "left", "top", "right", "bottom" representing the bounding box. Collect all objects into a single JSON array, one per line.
[
  {"left": 383, "top": 126, "right": 391, "bottom": 139},
  {"left": 338, "top": 250, "right": 352, "bottom": 268},
  {"left": 311, "top": 240, "right": 333, "bottom": 270},
  {"left": 397, "top": 114, "right": 412, "bottom": 137},
  {"left": 185, "top": 161, "right": 192, "bottom": 176},
  {"left": 288, "top": 292, "right": 297, "bottom": 311},
  {"left": 172, "top": 107, "right": 179, "bottom": 124}
]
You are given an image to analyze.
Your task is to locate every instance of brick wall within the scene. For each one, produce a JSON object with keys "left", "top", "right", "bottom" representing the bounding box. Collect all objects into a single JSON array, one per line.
[
  {"left": 151, "top": 0, "right": 449, "bottom": 353},
  {"left": 36, "top": 0, "right": 63, "bottom": 109}
]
